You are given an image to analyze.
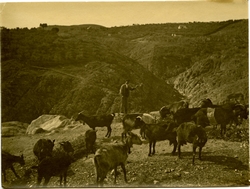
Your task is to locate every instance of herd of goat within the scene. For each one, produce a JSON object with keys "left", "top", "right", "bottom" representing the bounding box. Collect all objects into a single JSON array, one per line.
[{"left": 2, "top": 98, "right": 248, "bottom": 187}]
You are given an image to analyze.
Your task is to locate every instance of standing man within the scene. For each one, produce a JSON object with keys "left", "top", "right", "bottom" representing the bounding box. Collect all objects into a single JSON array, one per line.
[{"left": 119, "top": 80, "right": 139, "bottom": 114}]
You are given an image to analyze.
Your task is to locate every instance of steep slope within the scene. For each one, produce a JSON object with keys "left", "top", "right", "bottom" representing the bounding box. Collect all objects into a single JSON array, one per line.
[
  {"left": 174, "top": 20, "right": 248, "bottom": 105},
  {"left": 1, "top": 37, "right": 182, "bottom": 123},
  {"left": 1, "top": 19, "right": 248, "bottom": 123}
]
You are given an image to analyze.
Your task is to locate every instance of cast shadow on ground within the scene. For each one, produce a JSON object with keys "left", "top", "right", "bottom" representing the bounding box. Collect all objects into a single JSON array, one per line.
[{"left": 202, "top": 155, "right": 248, "bottom": 171}]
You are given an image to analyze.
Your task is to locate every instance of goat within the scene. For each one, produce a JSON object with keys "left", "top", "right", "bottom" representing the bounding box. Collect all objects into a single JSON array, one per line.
[
  {"left": 75, "top": 112, "right": 115, "bottom": 138},
  {"left": 121, "top": 113, "right": 156, "bottom": 141},
  {"left": 85, "top": 129, "right": 97, "bottom": 156},
  {"left": 172, "top": 98, "right": 214, "bottom": 125},
  {"left": 176, "top": 122, "right": 207, "bottom": 164},
  {"left": 198, "top": 98, "right": 214, "bottom": 108},
  {"left": 137, "top": 117, "right": 178, "bottom": 156},
  {"left": 32, "top": 141, "right": 74, "bottom": 187},
  {"left": 194, "top": 102, "right": 247, "bottom": 136},
  {"left": 2, "top": 151, "right": 25, "bottom": 182},
  {"left": 33, "top": 138, "right": 55, "bottom": 161},
  {"left": 93, "top": 131, "right": 142, "bottom": 187},
  {"left": 173, "top": 108, "right": 201, "bottom": 125},
  {"left": 159, "top": 100, "right": 189, "bottom": 118},
  {"left": 231, "top": 104, "right": 248, "bottom": 126},
  {"left": 55, "top": 141, "right": 74, "bottom": 156}
]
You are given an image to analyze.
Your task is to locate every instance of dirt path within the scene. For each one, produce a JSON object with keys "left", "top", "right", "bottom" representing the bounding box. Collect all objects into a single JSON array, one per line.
[{"left": 1, "top": 123, "right": 249, "bottom": 187}]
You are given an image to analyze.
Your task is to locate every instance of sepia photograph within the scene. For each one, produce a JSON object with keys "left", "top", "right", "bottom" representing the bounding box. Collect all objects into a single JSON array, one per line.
[{"left": 1, "top": 0, "right": 249, "bottom": 187}]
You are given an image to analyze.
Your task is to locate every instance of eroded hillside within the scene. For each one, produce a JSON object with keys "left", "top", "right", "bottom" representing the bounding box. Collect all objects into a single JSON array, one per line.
[
  {"left": 107, "top": 20, "right": 248, "bottom": 105},
  {"left": 1, "top": 19, "right": 248, "bottom": 123},
  {"left": 173, "top": 20, "right": 248, "bottom": 105}
]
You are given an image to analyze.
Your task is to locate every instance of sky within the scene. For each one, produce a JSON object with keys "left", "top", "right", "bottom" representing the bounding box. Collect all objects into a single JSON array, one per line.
[{"left": 0, "top": 0, "right": 248, "bottom": 29}]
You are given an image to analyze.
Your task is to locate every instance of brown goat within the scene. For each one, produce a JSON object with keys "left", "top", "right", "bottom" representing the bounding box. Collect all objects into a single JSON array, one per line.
[
  {"left": 93, "top": 131, "right": 142, "bottom": 187},
  {"left": 176, "top": 122, "right": 207, "bottom": 164},
  {"left": 138, "top": 117, "right": 178, "bottom": 156}
]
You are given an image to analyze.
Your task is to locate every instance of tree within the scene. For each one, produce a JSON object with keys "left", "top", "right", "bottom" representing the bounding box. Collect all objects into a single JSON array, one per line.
[{"left": 40, "top": 23, "right": 48, "bottom": 29}]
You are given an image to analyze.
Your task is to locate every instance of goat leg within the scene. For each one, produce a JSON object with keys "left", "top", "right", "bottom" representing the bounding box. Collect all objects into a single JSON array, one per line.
[
  {"left": 192, "top": 146, "right": 197, "bottom": 165},
  {"left": 121, "top": 132, "right": 127, "bottom": 142},
  {"left": 139, "top": 129, "right": 144, "bottom": 139},
  {"left": 113, "top": 167, "right": 118, "bottom": 184},
  {"left": 36, "top": 175, "right": 42, "bottom": 186},
  {"left": 171, "top": 140, "right": 177, "bottom": 155},
  {"left": 60, "top": 174, "right": 63, "bottom": 186},
  {"left": 10, "top": 166, "right": 20, "bottom": 179},
  {"left": 199, "top": 147, "right": 203, "bottom": 160},
  {"left": 152, "top": 141, "right": 156, "bottom": 155},
  {"left": 108, "top": 129, "right": 111, "bottom": 138},
  {"left": 177, "top": 144, "right": 181, "bottom": 159},
  {"left": 96, "top": 170, "right": 100, "bottom": 186},
  {"left": 100, "top": 177, "right": 104, "bottom": 187},
  {"left": 148, "top": 142, "right": 152, "bottom": 156},
  {"left": 224, "top": 125, "right": 227, "bottom": 136},
  {"left": 121, "top": 163, "right": 127, "bottom": 183},
  {"left": 43, "top": 176, "right": 50, "bottom": 186},
  {"left": 221, "top": 124, "right": 226, "bottom": 137},
  {"left": 91, "top": 144, "right": 95, "bottom": 154},
  {"left": 107, "top": 127, "right": 112, "bottom": 138},
  {"left": 64, "top": 171, "right": 67, "bottom": 186},
  {"left": 105, "top": 127, "right": 109, "bottom": 138}
]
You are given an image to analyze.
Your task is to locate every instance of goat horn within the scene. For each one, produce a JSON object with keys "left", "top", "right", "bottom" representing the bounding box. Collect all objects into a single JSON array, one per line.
[{"left": 136, "top": 116, "right": 142, "bottom": 120}]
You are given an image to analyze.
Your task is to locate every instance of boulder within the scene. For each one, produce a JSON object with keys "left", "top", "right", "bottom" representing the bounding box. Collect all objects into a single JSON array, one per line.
[{"left": 26, "top": 115, "right": 71, "bottom": 135}]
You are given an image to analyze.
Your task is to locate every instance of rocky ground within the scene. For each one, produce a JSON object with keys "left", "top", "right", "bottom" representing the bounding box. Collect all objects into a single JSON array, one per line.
[{"left": 1, "top": 120, "right": 249, "bottom": 188}]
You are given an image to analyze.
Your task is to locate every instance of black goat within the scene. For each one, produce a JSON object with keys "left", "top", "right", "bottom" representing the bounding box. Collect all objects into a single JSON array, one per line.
[
  {"left": 194, "top": 102, "right": 247, "bottom": 136},
  {"left": 137, "top": 116, "right": 178, "bottom": 156},
  {"left": 85, "top": 129, "right": 97, "bottom": 156},
  {"left": 2, "top": 151, "right": 25, "bottom": 182},
  {"left": 75, "top": 113, "right": 115, "bottom": 138},
  {"left": 199, "top": 98, "right": 214, "bottom": 108},
  {"left": 173, "top": 98, "right": 214, "bottom": 125},
  {"left": 33, "top": 139, "right": 55, "bottom": 161},
  {"left": 32, "top": 141, "right": 74, "bottom": 187},
  {"left": 231, "top": 104, "right": 248, "bottom": 126},
  {"left": 176, "top": 122, "right": 207, "bottom": 164},
  {"left": 174, "top": 108, "right": 201, "bottom": 125}
]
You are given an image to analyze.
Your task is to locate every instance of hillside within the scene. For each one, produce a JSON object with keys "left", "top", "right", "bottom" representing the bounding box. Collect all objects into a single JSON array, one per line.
[
  {"left": 1, "top": 19, "right": 248, "bottom": 123},
  {"left": 1, "top": 54, "right": 181, "bottom": 123},
  {"left": 174, "top": 20, "right": 249, "bottom": 105},
  {"left": 103, "top": 19, "right": 248, "bottom": 105}
]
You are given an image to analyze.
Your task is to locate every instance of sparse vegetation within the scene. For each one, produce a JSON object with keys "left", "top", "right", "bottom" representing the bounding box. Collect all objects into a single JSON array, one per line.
[
  {"left": 1, "top": 20, "right": 249, "bottom": 187},
  {"left": 1, "top": 19, "right": 248, "bottom": 122}
]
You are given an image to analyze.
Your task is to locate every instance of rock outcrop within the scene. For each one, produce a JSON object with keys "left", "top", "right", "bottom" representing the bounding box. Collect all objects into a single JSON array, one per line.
[{"left": 26, "top": 115, "right": 72, "bottom": 134}]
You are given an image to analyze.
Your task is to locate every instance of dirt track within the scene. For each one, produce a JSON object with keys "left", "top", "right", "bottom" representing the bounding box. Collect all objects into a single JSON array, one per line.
[{"left": 1, "top": 122, "right": 249, "bottom": 187}]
